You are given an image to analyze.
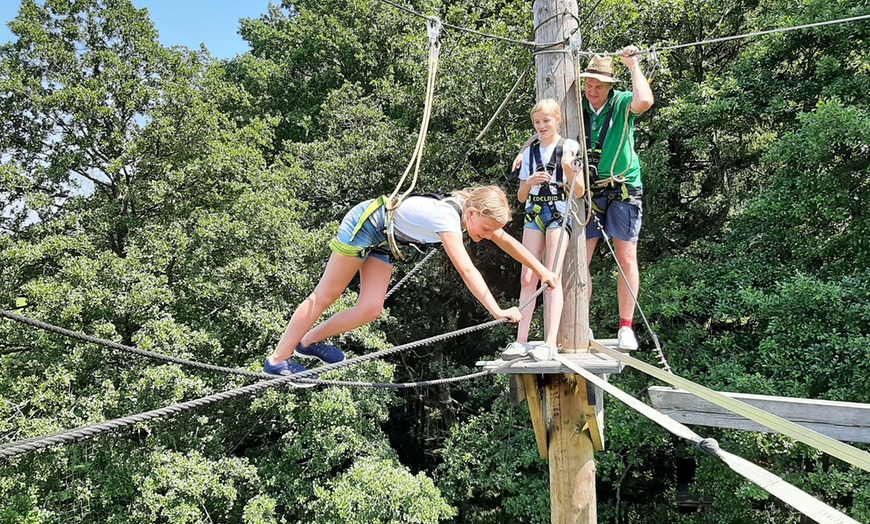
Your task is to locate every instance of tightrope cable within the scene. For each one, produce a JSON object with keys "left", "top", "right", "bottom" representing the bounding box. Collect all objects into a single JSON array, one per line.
[
  {"left": 0, "top": 307, "right": 525, "bottom": 459},
  {"left": 0, "top": 309, "right": 498, "bottom": 390},
  {"left": 578, "top": 13, "right": 870, "bottom": 56}
]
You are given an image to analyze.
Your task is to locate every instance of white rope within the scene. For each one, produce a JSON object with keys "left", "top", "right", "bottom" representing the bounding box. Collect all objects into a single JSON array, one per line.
[
  {"left": 386, "top": 16, "right": 442, "bottom": 206},
  {"left": 590, "top": 340, "right": 870, "bottom": 473},
  {"left": 552, "top": 354, "right": 862, "bottom": 524}
]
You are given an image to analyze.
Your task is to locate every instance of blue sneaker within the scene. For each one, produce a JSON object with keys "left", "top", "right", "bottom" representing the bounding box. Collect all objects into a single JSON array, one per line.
[
  {"left": 295, "top": 341, "right": 346, "bottom": 364},
  {"left": 263, "top": 357, "right": 318, "bottom": 386}
]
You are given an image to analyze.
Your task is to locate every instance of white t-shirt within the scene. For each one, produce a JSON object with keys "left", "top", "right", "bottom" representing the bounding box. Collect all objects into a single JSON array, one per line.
[
  {"left": 519, "top": 138, "right": 580, "bottom": 213},
  {"left": 519, "top": 137, "right": 581, "bottom": 186},
  {"left": 392, "top": 195, "right": 463, "bottom": 244}
]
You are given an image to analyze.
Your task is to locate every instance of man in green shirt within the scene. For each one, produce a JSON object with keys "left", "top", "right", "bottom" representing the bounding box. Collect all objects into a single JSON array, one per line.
[{"left": 580, "top": 46, "right": 654, "bottom": 350}]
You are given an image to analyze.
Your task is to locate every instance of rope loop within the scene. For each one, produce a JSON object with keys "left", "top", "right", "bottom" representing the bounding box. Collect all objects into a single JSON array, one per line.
[{"left": 425, "top": 16, "right": 441, "bottom": 44}]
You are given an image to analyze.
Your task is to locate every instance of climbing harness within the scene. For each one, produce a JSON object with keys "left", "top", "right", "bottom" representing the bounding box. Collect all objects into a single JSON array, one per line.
[
  {"left": 523, "top": 137, "right": 573, "bottom": 234},
  {"left": 329, "top": 193, "right": 462, "bottom": 263},
  {"left": 581, "top": 92, "right": 644, "bottom": 213}
]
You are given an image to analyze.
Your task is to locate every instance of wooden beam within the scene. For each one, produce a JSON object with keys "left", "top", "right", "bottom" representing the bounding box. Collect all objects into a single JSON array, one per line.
[
  {"left": 522, "top": 374, "right": 549, "bottom": 459},
  {"left": 548, "top": 378, "right": 596, "bottom": 523},
  {"left": 585, "top": 379, "right": 605, "bottom": 451},
  {"left": 649, "top": 387, "right": 870, "bottom": 444}
]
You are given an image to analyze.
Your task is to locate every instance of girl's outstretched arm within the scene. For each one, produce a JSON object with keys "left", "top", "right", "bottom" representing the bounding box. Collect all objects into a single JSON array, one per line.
[
  {"left": 491, "top": 229, "right": 558, "bottom": 289},
  {"left": 440, "top": 231, "right": 521, "bottom": 322}
]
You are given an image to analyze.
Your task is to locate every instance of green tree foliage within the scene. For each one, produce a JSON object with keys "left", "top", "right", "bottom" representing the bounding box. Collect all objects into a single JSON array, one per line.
[
  {"left": 1, "top": 0, "right": 869, "bottom": 522},
  {"left": 0, "top": 0, "right": 426, "bottom": 522}
]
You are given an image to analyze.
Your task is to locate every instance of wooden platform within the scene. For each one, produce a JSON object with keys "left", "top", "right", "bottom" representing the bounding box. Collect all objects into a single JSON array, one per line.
[
  {"left": 476, "top": 339, "right": 625, "bottom": 375},
  {"left": 649, "top": 386, "right": 870, "bottom": 444}
]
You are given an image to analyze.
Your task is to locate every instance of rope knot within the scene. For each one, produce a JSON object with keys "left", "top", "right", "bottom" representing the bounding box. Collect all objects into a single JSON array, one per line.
[{"left": 697, "top": 438, "right": 720, "bottom": 455}]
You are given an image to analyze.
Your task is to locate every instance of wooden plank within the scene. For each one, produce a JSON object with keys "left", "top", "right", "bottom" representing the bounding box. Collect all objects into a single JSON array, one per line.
[
  {"left": 649, "top": 387, "right": 870, "bottom": 444},
  {"left": 509, "top": 375, "right": 526, "bottom": 404},
  {"left": 585, "top": 379, "right": 605, "bottom": 451},
  {"left": 477, "top": 352, "right": 623, "bottom": 375},
  {"left": 522, "top": 374, "right": 549, "bottom": 459}
]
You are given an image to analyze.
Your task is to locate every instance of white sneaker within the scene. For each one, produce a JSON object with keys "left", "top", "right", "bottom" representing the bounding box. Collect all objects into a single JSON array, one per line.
[
  {"left": 528, "top": 342, "right": 557, "bottom": 362},
  {"left": 502, "top": 341, "right": 528, "bottom": 361},
  {"left": 617, "top": 327, "right": 638, "bottom": 351}
]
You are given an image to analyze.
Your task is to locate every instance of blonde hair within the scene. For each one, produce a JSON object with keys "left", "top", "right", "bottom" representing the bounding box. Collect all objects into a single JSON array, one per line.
[
  {"left": 454, "top": 186, "right": 511, "bottom": 226},
  {"left": 530, "top": 98, "right": 562, "bottom": 123}
]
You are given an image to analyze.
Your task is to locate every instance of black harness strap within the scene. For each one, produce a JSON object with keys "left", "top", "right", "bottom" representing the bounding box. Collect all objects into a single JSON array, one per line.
[
  {"left": 528, "top": 137, "right": 567, "bottom": 184},
  {"left": 583, "top": 100, "right": 616, "bottom": 167},
  {"left": 524, "top": 137, "right": 570, "bottom": 232}
]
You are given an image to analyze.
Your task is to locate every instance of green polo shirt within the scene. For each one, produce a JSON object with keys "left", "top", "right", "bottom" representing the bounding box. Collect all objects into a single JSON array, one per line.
[{"left": 583, "top": 89, "right": 642, "bottom": 188}]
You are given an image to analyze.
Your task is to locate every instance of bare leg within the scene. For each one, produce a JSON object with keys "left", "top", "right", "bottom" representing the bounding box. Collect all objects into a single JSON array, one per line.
[
  {"left": 516, "top": 228, "right": 545, "bottom": 343},
  {"left": 269, "top": 252, "right": 365, "bottom": 363},
  {"left": 542, "top": 227, "right": 570, "bottom": 346},
  {"left": 302, "top": 256, "right": 392, "bottom": 345},
  {"left": 613, "top": 238, "right": 639, "bottom": 322}
]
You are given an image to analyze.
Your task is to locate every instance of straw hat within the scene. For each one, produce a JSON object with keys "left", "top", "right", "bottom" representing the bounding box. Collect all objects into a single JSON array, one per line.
[{"left": 578, "top": 55, "right": 619, "bottom": 83}]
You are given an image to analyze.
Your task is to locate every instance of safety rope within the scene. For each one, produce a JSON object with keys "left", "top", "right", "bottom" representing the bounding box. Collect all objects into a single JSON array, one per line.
[
  {"left": 382, "top": 16, "right": 443, "bottom": 260},
  {"left": 0, "top": 308, "right": 503, "bottom": 390},
  {"left": 377, "top": 0, "right": 869, "bottom": 57},
  {"left": 0, "top": 309, "right": 267, "bottom": 379},
  {"left": 384, "top": 248, "right": 439, "bottom": 300},
  {"left": 295, "top": 369, "right": 494, "bottom": 389},
  {"left": 656, "top": 13, "right": 870, "bottom": 52},
  {"left": 572, "top": 48, "right": 594, "bottom": 228},
  {"left": 447, "top": 69, "right": 529, "bottom": 182},
  {"left": 553, "top": 353, "right": 862, "bottom": 524},
  {"left": 576, "top": 14, "right": 870, "bottom": 57},
  {"left": 377, "top": 0, "right": 536, "bottom": 48},
  {"left": 0, "top": 304, "right": 536, "bottom": 459},
  {"left": 590, "top": 340, "right": 870, "bottom": 474},
  {"left": 385, "top": 16, "right": 441, "bottom": 208},
  {"left": 589, "top": 214, "right": 673, "bottom": 374}
]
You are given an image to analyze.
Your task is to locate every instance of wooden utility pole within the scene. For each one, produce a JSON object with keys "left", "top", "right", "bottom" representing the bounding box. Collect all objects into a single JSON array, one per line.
[
  {"left": 534, "top": 0, "right": 597, "bottom": 522},
  {"left": 480, "top": 3, "right": 616, "bottom": 523}
]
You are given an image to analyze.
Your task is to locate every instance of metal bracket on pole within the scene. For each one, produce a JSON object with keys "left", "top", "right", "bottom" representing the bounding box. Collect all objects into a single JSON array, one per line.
[
  {"left": 568, "top": 27, "right": 583, "bottom": 51},
  {"left": 426, "top": 16, "right": 442, "bottom": 45}
]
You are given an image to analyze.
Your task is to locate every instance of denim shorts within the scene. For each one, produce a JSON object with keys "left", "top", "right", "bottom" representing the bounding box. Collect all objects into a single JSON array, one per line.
[
  {"left": 524, "top": 203, "right": 573, "bottom": 233},
  {"left": 587, "top": 195, "right": 643, "bottom": 242},
  {"left": 331, "top": 199, "right": 392, "bottom": 264}
]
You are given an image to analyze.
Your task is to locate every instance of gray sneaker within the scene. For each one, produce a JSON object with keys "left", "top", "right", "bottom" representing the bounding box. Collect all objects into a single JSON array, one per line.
[
  {"left": 528, "top": 342, "right": 557, "bottom": 362},
  {"left": 501, "top": 342, "right": 528, "bottom": 361}
]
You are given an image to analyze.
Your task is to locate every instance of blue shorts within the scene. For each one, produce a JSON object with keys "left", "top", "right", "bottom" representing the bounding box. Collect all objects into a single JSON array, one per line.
[
  {"left": 331, "top": 199, "right": 392, "bottom": 264},
  {"left": 587, "top": 193, "right": 643, "bottom": 242},
  {"left": 524, "top": 203, "right": 573, "bottom": 234}
]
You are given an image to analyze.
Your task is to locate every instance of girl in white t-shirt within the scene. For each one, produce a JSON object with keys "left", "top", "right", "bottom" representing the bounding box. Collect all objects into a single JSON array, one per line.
[
  {"left": 513, "top": 99, "right": 584, "bottom": 354},
  {"left": 264, "top": 185, "right": 557, "bottom": 376}
]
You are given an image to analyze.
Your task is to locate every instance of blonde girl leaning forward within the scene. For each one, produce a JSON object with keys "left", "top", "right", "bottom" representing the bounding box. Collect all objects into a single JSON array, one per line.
[
  {"left": 264, "top": 186, "right": 558, "bottom": 376},
  {"left": 510, "top": 99, "right": 583, "bottom": 355}
]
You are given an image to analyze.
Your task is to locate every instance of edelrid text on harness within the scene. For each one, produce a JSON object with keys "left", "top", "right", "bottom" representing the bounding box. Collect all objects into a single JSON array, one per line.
[{"left": 524, "top": 137, "right": 571, "bottom": 233}]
